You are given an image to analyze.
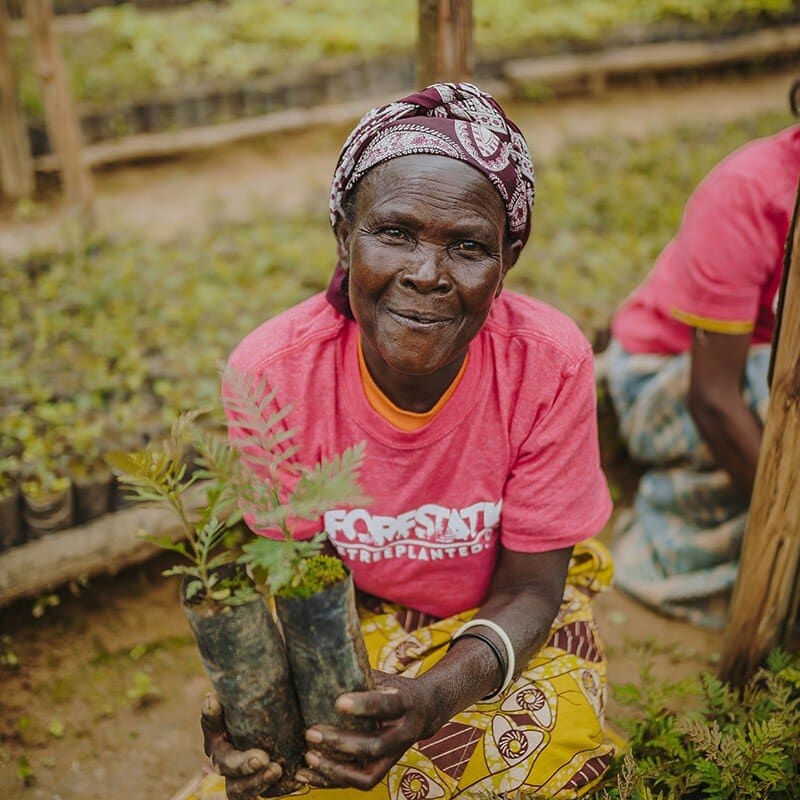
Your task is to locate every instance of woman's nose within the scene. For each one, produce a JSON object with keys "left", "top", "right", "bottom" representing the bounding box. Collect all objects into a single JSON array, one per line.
[{"left": 401, "top": 245, "right": 451, "bottom": 293}]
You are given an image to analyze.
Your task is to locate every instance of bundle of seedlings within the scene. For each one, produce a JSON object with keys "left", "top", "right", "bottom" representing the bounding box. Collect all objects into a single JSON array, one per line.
[
  {"left": 109, "top": 366, "right": 374, "bottom": 790},
  {"left": 107, "top": 411, "right": 305, "bottom": 795},
  {"left": 220, "top": 365, "right": 376, "bottom": 737}
]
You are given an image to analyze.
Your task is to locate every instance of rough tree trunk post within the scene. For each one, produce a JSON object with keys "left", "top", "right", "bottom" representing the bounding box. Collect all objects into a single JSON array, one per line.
[
  {"left": 23, "top": 0, "right": 93, "bottom": 221},
  {"left": 718, "top": 183, "right": 800, "bottom": 687},
  {"left": 417, "top": 0, "right": 473, "bottom": 87},
  {"left": 0, "top": 0, "right": 34, "bottom": 199}
]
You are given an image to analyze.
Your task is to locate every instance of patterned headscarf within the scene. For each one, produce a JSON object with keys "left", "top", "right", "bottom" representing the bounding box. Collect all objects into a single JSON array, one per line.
[{"left": 326, "top": 82, "right": 536, "bottom": 318}]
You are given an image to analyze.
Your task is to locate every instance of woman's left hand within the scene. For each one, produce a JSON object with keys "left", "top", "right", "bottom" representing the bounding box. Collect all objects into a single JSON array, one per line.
[{"left": 295, "top": 671, "right": 435, "bottom": 791}]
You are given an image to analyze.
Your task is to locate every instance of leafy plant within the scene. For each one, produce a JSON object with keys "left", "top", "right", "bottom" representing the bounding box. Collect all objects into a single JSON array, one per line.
[
  {"left": 219, "top": 364, "right": 369, "bottom": 598},
  {"left": 106, "top": 411, "right": 253, "bottom": 607},
  {"left": 108, "top": 366, "right": 368, "bottom": 604},
  {"left": 593, "top": 649, "right": 800, "bottom": 800}
]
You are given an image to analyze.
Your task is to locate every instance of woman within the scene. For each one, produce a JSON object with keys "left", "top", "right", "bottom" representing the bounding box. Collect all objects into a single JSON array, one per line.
[
  {"left": 199, "top": 82, "right": 614, "bottom": 800},
  {"left": 604, "top": 78, "right": 800, "bottom": 628}
]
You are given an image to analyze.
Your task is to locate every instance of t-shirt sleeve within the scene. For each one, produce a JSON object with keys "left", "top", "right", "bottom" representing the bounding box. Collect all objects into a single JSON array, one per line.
[
  {"left": 500, "top": 351, "right": 612, "bottom": 552},
  {"left": 665, "top": 173, "right": 777, "bottom": 333}
]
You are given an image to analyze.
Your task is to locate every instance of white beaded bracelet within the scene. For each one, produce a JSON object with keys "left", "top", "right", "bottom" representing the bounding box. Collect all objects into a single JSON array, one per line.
[{"left": 452, "top": 618, "right": 516, "bottom": 700}]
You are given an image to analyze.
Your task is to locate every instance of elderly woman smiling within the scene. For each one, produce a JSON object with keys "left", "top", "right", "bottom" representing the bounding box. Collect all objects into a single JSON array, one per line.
[{"left": 199, "top": 83, "right": 615, "bottom": 800}]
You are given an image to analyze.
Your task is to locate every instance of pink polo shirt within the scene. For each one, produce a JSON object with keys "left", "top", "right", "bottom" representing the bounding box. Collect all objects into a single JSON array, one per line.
[
  {"left": 612, "top": 125, "right": 800, "bottom": 355},
  {"left": 228, "top": 291, "right": 612, "bottom": 618}
]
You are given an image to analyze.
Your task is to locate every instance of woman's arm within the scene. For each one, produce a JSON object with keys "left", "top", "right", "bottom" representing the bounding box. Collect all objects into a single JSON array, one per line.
[
  {"left": 294, "top": 545, "right": 572, "bottom": 791},
  {"left": 688, "top": 329, "right": 763, "bottom": 497}
]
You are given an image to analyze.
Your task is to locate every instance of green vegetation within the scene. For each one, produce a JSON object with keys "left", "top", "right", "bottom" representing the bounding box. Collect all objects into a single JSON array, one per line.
[
  {"left": 0, "top": 109, "right": 793, "bottom": 517},
  {"left": 594, "top": 649, "right": 800, "bottom": 800},
  {"left": 11, "top": 0, "right": 796, "bottom": 115},
  {"left": 110, "top": 366, "right": 366, "bottom": 603}
]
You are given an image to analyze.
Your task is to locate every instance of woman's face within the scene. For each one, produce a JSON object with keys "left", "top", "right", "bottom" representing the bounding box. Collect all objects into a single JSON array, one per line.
[{"left": 338, "top": 154, "right": 521, "bottom": 382}]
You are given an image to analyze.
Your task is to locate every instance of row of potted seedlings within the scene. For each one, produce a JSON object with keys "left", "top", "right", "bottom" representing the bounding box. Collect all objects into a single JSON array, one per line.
[{"left": 0, "top": 401, "right": 189, "bottom": 554}]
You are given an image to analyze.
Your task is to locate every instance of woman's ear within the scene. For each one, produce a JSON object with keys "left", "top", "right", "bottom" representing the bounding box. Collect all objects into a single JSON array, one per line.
[
  {"left": 495, "top": 239, "right": 523, "bottom": 296},
  {"left": 333, "top": 210, "right": 353, "bottom": 273},
  {"left": 504, "top": 239, "right": 523, "bottom": 270}
]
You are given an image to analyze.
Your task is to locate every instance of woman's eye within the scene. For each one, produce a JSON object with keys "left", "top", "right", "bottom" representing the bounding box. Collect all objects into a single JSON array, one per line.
[
  {"left": 379, "top": 228, "right": 407, "bottom": 241},
  {"left": 453, "top": 240, "right": 483, "bottom": 255}
]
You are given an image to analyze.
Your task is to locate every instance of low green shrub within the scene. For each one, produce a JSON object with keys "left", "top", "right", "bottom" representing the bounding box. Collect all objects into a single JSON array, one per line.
[{"left": 595, "top": 649, "right": 800, "bottom": 800}]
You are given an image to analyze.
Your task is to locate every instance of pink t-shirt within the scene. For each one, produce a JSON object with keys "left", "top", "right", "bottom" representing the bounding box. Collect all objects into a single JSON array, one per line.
[
  {"left": 228, "top": 291, "right": 612, "bottom": 618},
  {"left": 612, "top": 125, "right": 800, "bottom": 355}
]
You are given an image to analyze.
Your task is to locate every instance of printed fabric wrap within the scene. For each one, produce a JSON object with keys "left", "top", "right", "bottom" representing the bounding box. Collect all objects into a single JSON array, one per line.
[
  {"left": 326, "top": 82, "right": 536, "bottom": 319},
  {"left": 192, "top": 539, "right": 616, "bottom": 800},
  {"left": 604, "top": 338, "right": 771, "bottom": 628}
]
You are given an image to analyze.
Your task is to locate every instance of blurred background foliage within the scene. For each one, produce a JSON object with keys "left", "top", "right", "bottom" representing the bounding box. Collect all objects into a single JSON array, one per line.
[
  {"left": 10, "top": 0, "right": 797, "bottom": 115},
  {"left": 1, "top": 109, "right": 790, "bottom": 456}
]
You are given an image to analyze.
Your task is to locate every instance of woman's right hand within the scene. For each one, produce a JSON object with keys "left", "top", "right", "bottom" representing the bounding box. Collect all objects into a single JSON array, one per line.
[{"left": 200, "top": 693, "right": 284, "bottom": 800}]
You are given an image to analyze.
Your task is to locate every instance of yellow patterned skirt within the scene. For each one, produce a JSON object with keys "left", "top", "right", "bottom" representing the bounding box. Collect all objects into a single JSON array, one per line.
[{"left": 193, "top": 539, "right": 615, "bottom": 800}]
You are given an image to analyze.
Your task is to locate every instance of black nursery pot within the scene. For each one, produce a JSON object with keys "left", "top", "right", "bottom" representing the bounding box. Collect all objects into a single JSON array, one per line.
[
  {"left": 181, "top": 582, "right": 306, "bottom": 796},
  {"left": 21, "top": 483, "right": 74, "bottom": 539},
  {"left": 73, "top": 469, "right": 113, "bottom": 524},
  {"left": 0, "top": 485, "right": 23, "bottom": 552},
  {"left": 275, "top": 573, "right": 375, "bottom": 734}
]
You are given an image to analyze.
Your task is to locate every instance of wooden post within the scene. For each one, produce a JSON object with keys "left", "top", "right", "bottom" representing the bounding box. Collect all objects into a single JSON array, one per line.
[
  {"left": 417, "top": 0, "right": 473, "bottom": 87},
  {"left": 24, "top": 0, "right": 93, "bottom": 221},
  {"left": 0, "top": 0, "right": 34, "bottom": 199},
  {"left": 718, "top": 183, "right": 800, "bottom": 686}
]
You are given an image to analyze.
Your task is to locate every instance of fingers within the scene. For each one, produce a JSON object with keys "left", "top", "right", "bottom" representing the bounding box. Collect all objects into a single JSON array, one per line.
[
  {"left": 335, "top": 685, "right": 404, "bottom": 721},
  {"left": 224, "top": 764, "right": 283, "bottom": 800},
  {"left": 306, "top": 725, "right": 391, "bottom": 760},
  {"left": 200, "top": 693, "right": 272, "bottom": 778},
  {"left": 297, "top": 750, "right": 395, "bottom": 791}
]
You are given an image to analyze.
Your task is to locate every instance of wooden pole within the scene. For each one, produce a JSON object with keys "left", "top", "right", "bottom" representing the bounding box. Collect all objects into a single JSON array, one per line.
[
  {"left": 718, "top": 183, "right": 800, "bottom": 686},
  {"left": 0, "top": 0, "right": 34, "bottom": 199},
  {"left": 23, "top": 0, "right": 93, "bottom": 221},
  {"left": 417, "top": 0, "right": 473, "bottom": 88}
]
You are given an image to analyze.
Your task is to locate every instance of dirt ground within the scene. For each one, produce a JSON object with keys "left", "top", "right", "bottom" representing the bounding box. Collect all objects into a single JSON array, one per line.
[{"left": 0, "top": 67, "right": 796, "bottom": 799}]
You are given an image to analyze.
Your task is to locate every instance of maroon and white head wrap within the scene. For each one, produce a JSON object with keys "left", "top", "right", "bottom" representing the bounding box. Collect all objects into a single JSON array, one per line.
[{"left": 326, "top": 82, "right": 536, "bottom": 317}]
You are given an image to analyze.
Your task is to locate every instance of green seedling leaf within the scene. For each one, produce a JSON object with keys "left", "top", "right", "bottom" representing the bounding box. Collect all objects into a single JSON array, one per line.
[
  {"left": 138, "top": 533, "right": 191, "bottom": 558},
  {"left": 46, "top": 719, "right": 65, "bottom": 738},
  {"left": 183, "top": 579, "right": 203, "bottom": 600},
  {"left": 127, "top": 671, "right": 160, "bottom": 708},
  {"left": 32, "top": 593, "right": 59, "bottom": 619},
  {"left": 16, "top": 755, "right": 35, "bottom": 786}
]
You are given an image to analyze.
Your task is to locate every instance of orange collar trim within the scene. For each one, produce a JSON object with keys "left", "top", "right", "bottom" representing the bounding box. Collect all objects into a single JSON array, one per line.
[{"left": 357, "top": 339, "right": 468, "bottom": 432}]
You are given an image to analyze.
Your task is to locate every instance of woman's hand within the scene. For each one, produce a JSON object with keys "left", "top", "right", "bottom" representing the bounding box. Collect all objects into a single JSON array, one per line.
[
  {"left": 295, "top": 672, "right": 434, "bottom": 791},
  {"left": 200, "top": 694, "right": 284, "bottom": 800}
]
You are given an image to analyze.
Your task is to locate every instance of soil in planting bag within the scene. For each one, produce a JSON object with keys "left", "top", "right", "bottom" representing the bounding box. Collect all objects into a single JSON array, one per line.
[
  {"left": 0, "top": 486, "right": 24, "bottom": 552},
  {"left": 22, "top": 485, "right": 74, "bottom": 539},
  {"left": 73, "top": 470, "right": 113, "bottom": 524},
  {"left": 182, "top": 588, "right": 306, "bottom": 795},
  {"left": 275, "top": 574, "right": 376, "bottom": 738}
]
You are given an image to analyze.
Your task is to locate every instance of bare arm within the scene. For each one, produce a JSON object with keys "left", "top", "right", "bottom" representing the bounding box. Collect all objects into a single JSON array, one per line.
[{"left": 688, "top": 329, "right": 763, "bottom": 496}]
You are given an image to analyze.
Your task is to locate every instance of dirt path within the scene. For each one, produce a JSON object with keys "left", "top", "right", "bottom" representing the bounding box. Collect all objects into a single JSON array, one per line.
[{"left": 0, "top": 68, "right": 794, "bottom": 799}]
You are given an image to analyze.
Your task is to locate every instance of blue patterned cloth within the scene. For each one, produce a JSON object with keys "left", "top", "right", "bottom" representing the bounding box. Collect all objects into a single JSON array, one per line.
[{"left": 604, "top": 338, "right": 771, "bottom": 628}]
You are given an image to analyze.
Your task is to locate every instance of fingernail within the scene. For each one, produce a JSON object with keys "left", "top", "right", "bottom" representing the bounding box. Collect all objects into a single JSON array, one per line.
[
  {"left": 295, "top": 771, "right": 310, "bottom": 784},
  {"left": 248, "top": 756, "right": 266, "bottom": 770},
  {"left": 378, "top": 686, "right": 399, "bottom": 694},
  {"left": 305, "top": 752, "right": 320, "bottom": 768},
  {"left": 306, "top": 729, "right": 322, "bottom": 744}
]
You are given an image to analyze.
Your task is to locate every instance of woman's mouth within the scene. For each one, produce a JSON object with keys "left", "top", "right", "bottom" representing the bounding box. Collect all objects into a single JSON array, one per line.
[{"left": 387, "top": 309, "right": 450, "bottom": 327}]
